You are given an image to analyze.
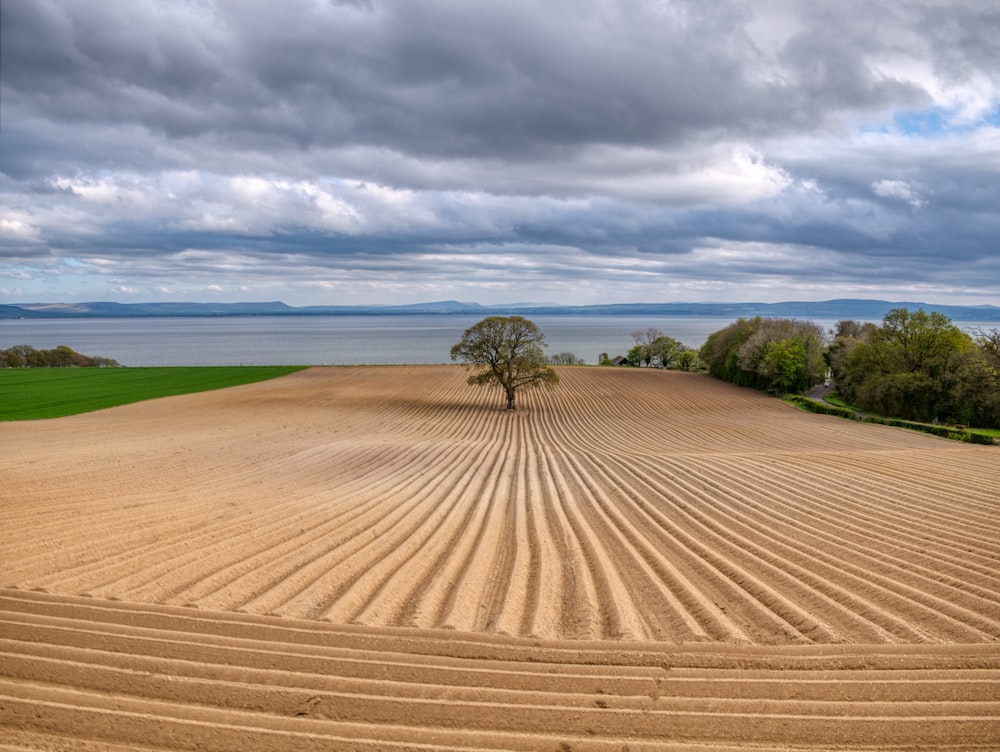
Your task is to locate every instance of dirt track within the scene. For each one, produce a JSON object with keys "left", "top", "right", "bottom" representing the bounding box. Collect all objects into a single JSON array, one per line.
[{"left": 2, "top": 365, "right": 999, "bottom": 749}]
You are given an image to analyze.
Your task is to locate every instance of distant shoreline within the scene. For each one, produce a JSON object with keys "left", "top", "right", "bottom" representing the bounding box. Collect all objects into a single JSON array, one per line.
[{"left": 3, "top": 298, "right": 999, "bottom": 321}]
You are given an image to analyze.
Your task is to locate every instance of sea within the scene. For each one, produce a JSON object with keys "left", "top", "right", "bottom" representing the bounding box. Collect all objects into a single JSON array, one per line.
[{"left": 1, "top": 315, "right": 995, "bottom": 367}]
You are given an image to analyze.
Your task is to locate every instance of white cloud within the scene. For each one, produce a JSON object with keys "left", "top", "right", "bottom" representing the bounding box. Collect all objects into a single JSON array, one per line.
[
  {"left": 871, "top": 179, "right": 927, "bottom": 208},
  {"left": 0, "top": 217, "right": 43, "bottom": 243}
]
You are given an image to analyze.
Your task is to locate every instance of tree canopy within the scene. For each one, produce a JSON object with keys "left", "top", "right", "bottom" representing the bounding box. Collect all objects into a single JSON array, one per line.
[
  {"left": 694, "top": 309, "right": 999, "bottom": 428},
  {"left": 450, "top": 316, "right": 559, "bottom": 410},
  {"left": 830, "top": 308, "right": 998, "bottom": 426},
  {"left": 627, "top": 328, "right": 691, "bottom": 369},
  {"left": 698, "top": 317, "right": 825, "bottom": 393},
  {"left": 1, "top": 344, "right": 119, "bottom": 368}
]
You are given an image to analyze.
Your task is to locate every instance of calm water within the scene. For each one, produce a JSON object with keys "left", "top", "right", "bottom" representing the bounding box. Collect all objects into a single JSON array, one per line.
[
  {"left": 1, "top": 314, "right": 992, "bottom": 367},
  {"left": 0, "top": 315, "right": 737, "bottom": 366}
]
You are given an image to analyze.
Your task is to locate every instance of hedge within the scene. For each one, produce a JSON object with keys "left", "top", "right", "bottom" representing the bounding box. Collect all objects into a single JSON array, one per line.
[{"left": 785, "top": 395, "right": 998, "bottom": 445}]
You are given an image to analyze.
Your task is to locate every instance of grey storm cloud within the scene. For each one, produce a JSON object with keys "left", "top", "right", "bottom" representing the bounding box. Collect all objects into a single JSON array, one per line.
[
  {"left": 1, "top": 0, "right": 998, "bottom": 305},
  {"left": 2, "top": 1, "right": 929, "bottom": 162}
]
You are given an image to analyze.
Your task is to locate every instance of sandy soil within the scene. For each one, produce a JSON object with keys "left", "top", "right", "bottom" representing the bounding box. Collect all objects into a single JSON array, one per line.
[{"left": 2, "top": 365, "right": 998, "bottom": 749}]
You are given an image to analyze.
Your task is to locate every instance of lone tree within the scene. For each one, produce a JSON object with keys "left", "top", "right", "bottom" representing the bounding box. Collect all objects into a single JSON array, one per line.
[{"left": 450, "top": 316, "right": 559, "bottom": 410}]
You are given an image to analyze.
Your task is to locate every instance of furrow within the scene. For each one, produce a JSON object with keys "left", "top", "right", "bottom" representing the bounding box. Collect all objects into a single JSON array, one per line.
[
  {"left": 670, "top": 456, "right": 1000, "bottom": 641},
  {"left": 704, "top": 454, "right": 1000, "bottom": 595},
  {"left": 541, "top": 448, "right": 656, "bottom": 640},
  {"left": 628, "top": 456, "right": 952, "bottom": 643},
  {"left": 690, "top": 455, "right": 1000, "bottom": 633},
  {"left": 436, "top": 417, "right": 527, "bottom": 633},
  {"left": 159, "top": 443, "right": 460, "bottom": 608},
  {"left": 348, "top": 425, "right": 512, "bottom": 629},
  {"left": 315, "top": 439, "right": 505, "bottom": 624},
  {"left": 247, "top": 441, "right": 489, "bottom": 619},
  {"left": 554, "top": 449, "right": 731, "bottom": 642},
  {"left": 620, "top": 456, "right": 896, "bottom": 644}
]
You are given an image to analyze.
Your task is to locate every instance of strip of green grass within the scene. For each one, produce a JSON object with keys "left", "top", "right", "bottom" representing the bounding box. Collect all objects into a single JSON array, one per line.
[
  {"left": 0, "top": 366, "right": 307, "bottom": 420},
  {"left": 786, "top": 392, "right": 999, "bottom": 445}
]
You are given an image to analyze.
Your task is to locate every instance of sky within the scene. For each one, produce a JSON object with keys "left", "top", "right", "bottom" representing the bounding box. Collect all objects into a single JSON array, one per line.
[{"left": 2, "top": 0, "right": 999, "bottom": 307}]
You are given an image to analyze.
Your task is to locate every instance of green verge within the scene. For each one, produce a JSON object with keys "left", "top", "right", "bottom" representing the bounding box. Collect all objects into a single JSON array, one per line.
[
  {"left": 784, "top": 394, "right": 999, "bottom": 446},
  {"left": 0, "top": 366, "right": 307, "bottom": 421}
]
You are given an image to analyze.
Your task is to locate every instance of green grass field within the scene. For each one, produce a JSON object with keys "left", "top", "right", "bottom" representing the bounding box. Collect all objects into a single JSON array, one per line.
[{"left": 0, "top": 366, "right": 307, "bottom": 420}]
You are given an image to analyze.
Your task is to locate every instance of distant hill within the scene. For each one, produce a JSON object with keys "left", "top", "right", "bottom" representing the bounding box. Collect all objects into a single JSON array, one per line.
[{"left": 2, "top": 299, "right": 998, "bottom": 321}]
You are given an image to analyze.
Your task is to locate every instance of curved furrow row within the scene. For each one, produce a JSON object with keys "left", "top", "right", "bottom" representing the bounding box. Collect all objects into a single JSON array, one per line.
[
  {"left": 629, "top": 455, "right": 999, "bottom": 643},
  {"left": 432, "top": 423, "right": 528, "bottom": 633},
  {"left": 146, "top": 441, "right": 477, "bottom": 606},
  {"left": 217, "top": 436, "right": 499, "bottom": 617},
  {"left": 610, "top": 454, "right": 934, "bottom": 643},
  {"left": 528, "top": 407, "right": 779, "bottom": 642},
  {"left": 639, "top": 454, "right": 982, "bottom": 642},
  {"left": 8, "top": 443, "right": 383, "bottom": 596},
  {"left": 519, "top": 423, "right": 602, "bottom": 640},
  {"left": 816, "top": 450, "right": 1000, "bottom": 533},
  {"left": 709, "top": 451, "right": 1000, "bottom": 571},
  {"left": 609, "top": 453, "right": 932, "bottom": 644},
  {"left": 3, "top": 365, "right": 999, "bottom": 658},
  {"left": 333, "top": 414, "right": 519, "bottom": 629},
  {"left": 758, "top": 456, "right": 1000, "bottom": 571},
  {"left": 380, "top": 437, "right": 532, "bottom": 633},
  {"left": 823, "top": 447, "right": 1000, "bottom": 505},
  {"left": 0, "top": 492, "right": 190, "bottom": 551},
  {"left": 526, "top": 370, "right": 676, "bottom": 456},
  {"left": 2, "top": 446, "right": 377, "bottom": 585},
  {"left": 484, "top": 367, "right": 997, "bottom": 645},
  {"left": 696, "top": 454, "right": 1000, "bottom": 601},
  {"left": 484, "top": 431, "right": 537, "bottom": 637},
  {"left": 0, "top": 501, "right": 217, "bottom": 585},
  {"left": 4, "top": 499, "right": 233, "bottom": 591},
  {"left": 177, "top": 393, "right": 508, "bottom": 617},
  {"left": 509, "top": 430, "right": 557, "bottom": 639},
  {"left": 539, "top": 452, "right": 748, "bottom": 643},
  {"left": 544, "top": 378, "right": 784, "bottom": 457},
  {"left": 7, "top": 379, "right": 504, "bottom": 612},
  {"left": 80, "top": 444, "right": 441, "bottom": 602},
  {"left": 11, "top": 452, "right": 360, "bottom": 585},
  {"left": 530, "top": 441, "right": 628, "bottom": 640},
  {"left": 674, "top": 452, "right": 998, "bottom": 593},
  {"left": 569, "top": 450, "right": 853, "bottom": 644},
  {"left": 543, "top": 450, "right": 697, "bottom": 641}
]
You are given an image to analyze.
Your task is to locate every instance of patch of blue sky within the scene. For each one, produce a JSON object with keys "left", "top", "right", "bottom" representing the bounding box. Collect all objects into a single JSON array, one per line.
[
  {"left": 865, "top": 104, "right": 1000, "bottom": 138},
  {"left": 874, "top": 105, "right": 1000, "bottom": 139},
  {"left": 892, "top": 107, "right": 952, "bottom": 136}
]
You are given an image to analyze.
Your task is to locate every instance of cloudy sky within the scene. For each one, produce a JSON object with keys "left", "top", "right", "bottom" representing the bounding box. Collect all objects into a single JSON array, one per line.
[{"left": 2, "top": 0, "right": 999, "bottom": 306}]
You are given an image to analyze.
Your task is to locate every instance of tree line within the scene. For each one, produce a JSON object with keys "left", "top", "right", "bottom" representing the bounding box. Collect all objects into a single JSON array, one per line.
[
  {"left": 454, "top": 311, "right": 998, "bottom": 428},
  {"left": 0, "top": 344, "right": 120, "bottom": 368},
  {"left": 698, "top": 309, "right": 1000, "bottom": 429}
]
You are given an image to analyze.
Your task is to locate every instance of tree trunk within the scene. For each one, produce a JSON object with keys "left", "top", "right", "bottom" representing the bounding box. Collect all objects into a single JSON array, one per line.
[{"left": 505, "top": 386, "right": 516, "bottom": 410}]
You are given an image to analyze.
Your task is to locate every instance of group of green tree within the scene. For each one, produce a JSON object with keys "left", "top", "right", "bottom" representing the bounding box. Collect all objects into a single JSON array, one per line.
[
  {"left": 826, "top": 309, "right": 1000, "bottom": 428},
  {"left": 0, "top": 344, "right": 120, "bottom": 369},
  {"left": 698, "top": 317, "right": 826, "bottom": 394},
  {"left": 621, "top": 327, "right": 698, "bottom": 371},
  {"left": 699, "top": 308, "right": 1000, "bottom": 429}
]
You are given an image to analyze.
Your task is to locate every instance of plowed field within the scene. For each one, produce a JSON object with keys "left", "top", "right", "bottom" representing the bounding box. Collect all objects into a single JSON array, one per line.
[{"left": 2, "top": 365, "right": 999, "bottom": 749}]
